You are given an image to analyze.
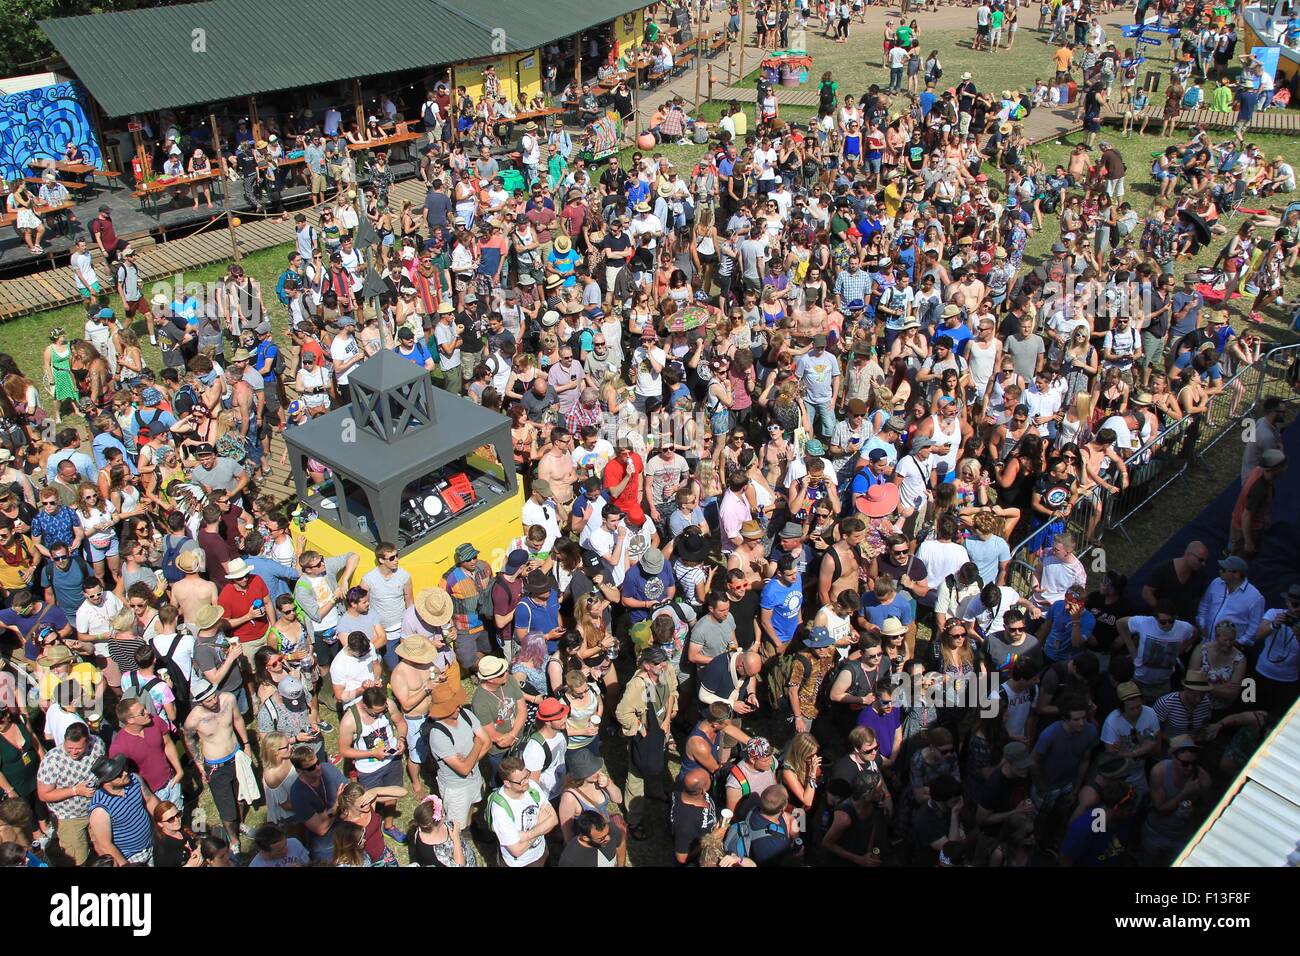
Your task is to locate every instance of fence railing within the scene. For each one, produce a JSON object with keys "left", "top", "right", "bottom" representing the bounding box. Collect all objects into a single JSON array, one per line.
[{"left": 1005, "top": 343, "right": 1300, "bottom": 597}]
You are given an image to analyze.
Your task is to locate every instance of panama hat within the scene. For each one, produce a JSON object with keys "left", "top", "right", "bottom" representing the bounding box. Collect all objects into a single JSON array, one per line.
[
  {"left": 175, "top": 549, "right": 203, "bottom": 574},
  {"left": 193, "top": 604, "right": 225, "bottom": 631},
  {"left": 477, "top": 655, "right": 508, "bottom": 680},
  {"left": 416, "top": 588, "right": 453, "bottom": 628},
  {"left": 395, "top": 634, "right": 439, "bottom": 665},
  {"left": 224, "top": 557, "right": 253, "bottom": 579}
]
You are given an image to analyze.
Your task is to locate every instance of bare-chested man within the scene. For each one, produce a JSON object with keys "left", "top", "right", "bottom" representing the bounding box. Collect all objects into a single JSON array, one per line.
[
  {"left": 172, "top": 548, "right": 219, "bottom": 626},
  {"left": 388, "top": 634, "right": 449, "bottom": 795},
  {"left": 183, "top": 679, "right": 252, "bottom": 849},
  {"left": 819, "top": 516, "right": 867, "bottom": 606},
  {"left": 337, "top": 685, "right": 408, "bottom": 840}
]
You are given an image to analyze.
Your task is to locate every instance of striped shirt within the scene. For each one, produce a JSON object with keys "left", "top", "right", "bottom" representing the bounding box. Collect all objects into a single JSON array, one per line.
[
  {"left": 1152, "top": 691, "right": 1213, "bottom": 738},
  {"left": 88, "top": 773, "right": 153, "bottom": 858}
]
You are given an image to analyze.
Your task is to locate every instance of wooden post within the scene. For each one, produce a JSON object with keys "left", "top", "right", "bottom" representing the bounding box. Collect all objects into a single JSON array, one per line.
[
  {"left": 739, "top": 1, "right": 747, "bottom": 52},
  {"left": 208, "top": 112, "right": 242, "bottom": 263},
  {"left": 449, "top": 65, "right": 459, "bottom": 146},
  {"left": 709, "top": 63, "right": 715, "bottom": 101},
  {"left": 130, "top": 127, "right": 149, "bottom": 183},
  {"left": 575, "top": 33, "right": 583, "bottom": 88},
  {"left": 353, "top": 79, "right": 366, "bottom": 134},
  {"left": 248, "top": 97, "right": 262, "bottom": 142},
  {"left": 694, "top": 1, "right": 704, "bottom": 108}
]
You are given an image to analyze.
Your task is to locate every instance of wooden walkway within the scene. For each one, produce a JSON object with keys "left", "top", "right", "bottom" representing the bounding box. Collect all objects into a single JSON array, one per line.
[
  {"left": 0, "top": 177, "right": 429, "bottom": 322},
  {"left": 716, "top": 82, "right": 820, "bottom": 108},
  {"left": 1098, "top": 101, "right": 1300, "bottom": 135}
]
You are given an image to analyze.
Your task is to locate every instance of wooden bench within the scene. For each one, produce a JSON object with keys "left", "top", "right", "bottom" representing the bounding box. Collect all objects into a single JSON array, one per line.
[
  {"left": 708, "top": 31, "right": 728, "bottom": 57},
  {"left": 23, "top": 176, "right": 90, "bottom": 190},
  {"left": 646, "top": 66, "right": 670, "bottom": 88},
  {"left": 673, "top": 51, "right": 696, "bottom": 77}
]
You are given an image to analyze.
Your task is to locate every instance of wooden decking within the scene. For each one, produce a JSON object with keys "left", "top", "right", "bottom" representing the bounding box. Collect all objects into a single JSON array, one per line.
[
  {"left": 0, "top": 176, "right": 429, "bottom": 322},
  {"left": 1099, "top": 101, "right": 1300, "bottom": 135},
  {"left": 715, "top": 83, "right": 820, "bottom": 108}
]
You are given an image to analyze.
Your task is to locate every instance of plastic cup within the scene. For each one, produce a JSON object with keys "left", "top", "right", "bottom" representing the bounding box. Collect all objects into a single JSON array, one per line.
[{"left": 719, "top": 809, "right": 734, "bottom": 827}]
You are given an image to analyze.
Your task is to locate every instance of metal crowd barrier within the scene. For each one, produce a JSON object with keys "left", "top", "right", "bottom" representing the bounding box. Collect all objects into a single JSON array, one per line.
[{"left": 1003, "top": 342, "right": 1300, "bottom": 599}]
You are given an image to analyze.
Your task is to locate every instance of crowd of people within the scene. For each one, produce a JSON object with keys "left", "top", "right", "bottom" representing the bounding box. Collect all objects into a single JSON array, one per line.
[{"left": 0, "top": 0, "right": 1296, "bottom": 870}]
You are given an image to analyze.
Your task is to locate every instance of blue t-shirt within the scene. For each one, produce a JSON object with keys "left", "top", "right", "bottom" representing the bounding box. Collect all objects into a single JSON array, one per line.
[
  {"left": 254, "top": 341, "right": 281, "bottom": 383},
  {"left": 740, "top": 808, "right": 792, "bottom": 865},
  {"left": 38, "top": 557, "right": 91, "bottom": 620},
  {"left": 935, "top": 322, "right": 973, "bottom": 356},
  {"left": 620, "top": 565, "right": 676, "bottom": 625},
  {"left": 963, "top": 535, "right": 1010, "bottom": 587},
  {"left": 859, "top": 591, "right": 915, "bottom": 631},
  {"left": 514, "top": 592, "right": 561, "bottom": 650},
  {"left": 547, "top": 249, "right": 580, "bottom": 287},
  {"left": 850, "top": 468, "right": 888, "bottom": 496},
  {"left": 1060, "top": 811, "right": 1137, "bottom": 866},
  {"left": 760, "top": 575, "right": 804, "bottom": 646},
  {"left": 1042, "top": 600, "right": 1096, "bottom": 662},
  {"left": 919, "top": 91, "right": 937, "bottom": 116}
]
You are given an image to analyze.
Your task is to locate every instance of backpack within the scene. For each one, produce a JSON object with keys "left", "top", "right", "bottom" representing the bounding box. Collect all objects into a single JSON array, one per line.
[
  {"left": 132, "top": 407, "right": 168, "bottom": 438},
  {"left": 720, "top": 760, "right": 767, "bottom": 821},
  {"left": 419, "top": 706, "right": 473, "bottom": 768},
  {"left": 120, "top": 671, "right": 163, "bottom": 717},
  {"left": 161, "top": 534, "right": 194, "bottom": 584},
  {"left": 723, "top": 812, "right": 791, "bottom": 863},
  {"left": 173, "top": 383, "right": 201, "bottom": 416},
  {"left": 152, "top": 632, "right": 191, "bottom": 707}
]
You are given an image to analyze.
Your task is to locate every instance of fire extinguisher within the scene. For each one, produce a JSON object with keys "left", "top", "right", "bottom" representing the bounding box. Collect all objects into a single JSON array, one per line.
[{"left": 132, "top": 155, "right": 143, "bottom": 183}]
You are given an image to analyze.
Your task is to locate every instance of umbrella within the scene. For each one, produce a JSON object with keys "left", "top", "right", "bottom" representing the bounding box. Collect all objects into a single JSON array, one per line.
[
  {"left": 667, "top": 304, "right": 717, "bottom": 332},
  {"left": 1177, "top": 209, "right": 1212, "bottom": 248}
]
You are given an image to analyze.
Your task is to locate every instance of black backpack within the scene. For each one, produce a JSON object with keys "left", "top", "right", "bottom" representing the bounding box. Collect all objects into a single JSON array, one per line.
[{"left": 152, "top": 632, "right": 192, "bottom": 709}]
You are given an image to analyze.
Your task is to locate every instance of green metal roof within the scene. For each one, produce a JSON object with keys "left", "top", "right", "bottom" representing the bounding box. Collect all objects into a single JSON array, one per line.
[{"left": 41, "top": 0, "right": 651, "bottom": 117}]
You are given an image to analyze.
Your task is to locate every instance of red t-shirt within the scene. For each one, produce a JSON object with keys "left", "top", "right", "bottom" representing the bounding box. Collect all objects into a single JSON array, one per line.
[
  {"left": 219, "top": 576, "right": 271, "bottom": 643},
  {"left": 108, "top": 715, "right": 173, "bottom": 792},
  {"left": 602, "top": 452, "right": 645, "bottom": 525}
]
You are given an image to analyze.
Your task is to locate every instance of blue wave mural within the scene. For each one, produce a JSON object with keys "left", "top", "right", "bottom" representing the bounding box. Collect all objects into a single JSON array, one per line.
[{"left": 0, "top": 81, "right": 102, "bottom": 182}]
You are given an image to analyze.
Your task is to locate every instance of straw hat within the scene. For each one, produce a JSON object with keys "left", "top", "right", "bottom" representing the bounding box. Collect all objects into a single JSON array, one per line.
[
  {"left": 395, "top": 634, "right": 439, "bottom": 664},
  {"left": 416, "top": 587, "right": 453, "bottom": 628},
  {"left": 193, "top": 604, "right": 225, "bottom": 631}
]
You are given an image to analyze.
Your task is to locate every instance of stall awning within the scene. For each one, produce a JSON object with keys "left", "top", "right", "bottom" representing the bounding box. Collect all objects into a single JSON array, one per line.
[{"left": 40, "top": 0, "right": 651, "bottom": 117}]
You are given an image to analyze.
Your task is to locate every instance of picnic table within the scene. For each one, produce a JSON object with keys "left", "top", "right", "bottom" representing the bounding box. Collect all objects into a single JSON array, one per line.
[
  {"left": 347, "top": 130, "right": 422, "bottom": 161},
  {"left": 0, "top": 201, "right": 74, "bottom": 231},
  {"left": 28, "top": 159, "right": 97, "bottom": 177},
  {"left": 132, "top": 171, "right": 219, "bottom": 216}
]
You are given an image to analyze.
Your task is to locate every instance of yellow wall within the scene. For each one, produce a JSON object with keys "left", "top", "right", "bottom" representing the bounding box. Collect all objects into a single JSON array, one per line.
[
  {"left": 514, "top": 50, "right": 542, "bottom": 99},
  {"left": 457, "top": 49, "right": 544, "bottom": 103},
  {"left": 615, "top": 9, "right": 645, "bottom": 52},
  {"left": 300, "top": 484, "right": 525, "bottom": 596}
]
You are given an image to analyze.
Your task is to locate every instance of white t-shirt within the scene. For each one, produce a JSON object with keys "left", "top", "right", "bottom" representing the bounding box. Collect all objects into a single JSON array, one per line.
[
  {"left": 329, "top": 649, "right": 378, "bottom": 706},
  {"left": 895, "top": 453, "right": 932, "bottom": 511},
  {"left": 1128, "top": 616, "right": 1193, "bottom": 685},
  {"left": 45, "top": 705, "right": 86, "bottom": 748},
  {"left": 330, "top": 334, "right": 361, "bottom": 385},
  {"left": 520, "top": 499, "right": 562, "bottom": 551},
  {"left": 572, "top": 439, "right": 615, "bottom": 477},
  {"left": 580, "top": 521, "right": 626, "bottom": 585},
  {"left": 490, "top": 782, "right": 549, "bottom": 866},
  {"left": 522, "top": 730, "right": 567, "bottom": 800},
  {"left": 633, "top": 345, "right": 667, "bottom": 397},
  {"left": 917, "top": 540, "right": 969, "bottom": 594},
  {"left": 76, "top": 592, "right": 125, "bottom": 642}
]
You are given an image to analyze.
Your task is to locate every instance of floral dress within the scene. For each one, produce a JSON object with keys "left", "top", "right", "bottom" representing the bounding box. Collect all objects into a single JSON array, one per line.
[{"left": 1199, "top": 644, "right": 1244, "bottom": 713}]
